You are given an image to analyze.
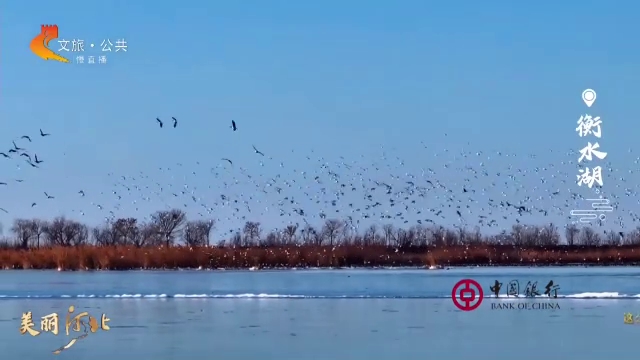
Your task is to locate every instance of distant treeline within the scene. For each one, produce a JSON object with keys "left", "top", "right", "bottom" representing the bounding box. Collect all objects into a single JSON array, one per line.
[{"left": 0, "top": 208, "right": 638, "bottom": 269}]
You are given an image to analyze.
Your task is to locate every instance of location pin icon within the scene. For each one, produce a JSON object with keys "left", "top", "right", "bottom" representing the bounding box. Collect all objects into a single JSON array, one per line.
[{"left": 582, "top": 89, "right": 596, "bottom": 107}]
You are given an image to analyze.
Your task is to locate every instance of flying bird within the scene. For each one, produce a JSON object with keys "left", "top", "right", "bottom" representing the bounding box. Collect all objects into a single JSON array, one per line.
[
  {"left": 222, "top": 158, "right": 233, "bottom": 165},
  {"left": 8, "top": 149, "right": 17, "bottom": 153},
  {"left": 44, "top": 192, "right": 54, "bottom": 199},
  {"left": 31, "top": 203, "right": 36, "bottom": 207},
  {"left": 34, "top": 154, "right": 43, "bottom": 164},
  {"left": 40, "top": 129, "right": 50, "bottom": 137},
  {"left": 15, "top": 179, "right": 23, "bottom": 183},
  {"left": 0, "top": 152, "right": 9, "bottom": 158},
  {"left": 79, "top": 190, "right": 85, "bottom": 197},
  {"left": 26, "top": 161, "right": 38, "bottom": 168},
  {"left": 172, "top": 117, "right": 178, "bottom": 128},
  {"left": 231, "top": 120, "right": 237, "bottom": 131},
  {"left": 13, "top": 141, "right": 24, "bottom": 151},
  {"left": 0, "top": 182, "right": 7, "bottom": 185},
  {"left": 0, "top": 208, "right": 7, "bottom": 213},
  {"left": 21, "top": 135, "right": 32, "bottom": 142},
  {"left": 20, "top": 153, "right": 32, "bottom": 162},
  {"left": 252, "top": 145, "right": 264, "bottom": 156},
  {"left": 156, "top": 118, "right": 163, "bottom": 128}
]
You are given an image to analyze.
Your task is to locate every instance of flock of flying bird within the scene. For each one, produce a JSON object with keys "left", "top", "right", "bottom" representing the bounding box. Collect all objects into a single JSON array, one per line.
[
  {"left": 0, "top": 129, "right": 51, "bottom": 212},
  {"left": 1, "top": 118, "right": 639, "bottom": 239},
  {"left": 0, "top": 119, "right": 268, "bottom": 230}
]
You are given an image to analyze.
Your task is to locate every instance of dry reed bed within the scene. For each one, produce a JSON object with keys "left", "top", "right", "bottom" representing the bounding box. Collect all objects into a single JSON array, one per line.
[{"left": 0, "top": 245, "right": 639, "bottom": 270}]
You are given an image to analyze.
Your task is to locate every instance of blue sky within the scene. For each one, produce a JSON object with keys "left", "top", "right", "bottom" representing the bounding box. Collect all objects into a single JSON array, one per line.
[{"left": 0, "top": 1, "right": 638, "bottom": 238}]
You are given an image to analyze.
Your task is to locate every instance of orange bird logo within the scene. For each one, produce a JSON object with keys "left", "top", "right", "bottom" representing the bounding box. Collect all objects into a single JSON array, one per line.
[{"left": 30, "top": 24, "right": 69, "bottom": 63}]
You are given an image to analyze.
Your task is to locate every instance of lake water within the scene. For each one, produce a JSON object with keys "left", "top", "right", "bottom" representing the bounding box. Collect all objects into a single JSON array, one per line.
[{"left": 1, "top": 267, "right": 639, "bottom": 359}]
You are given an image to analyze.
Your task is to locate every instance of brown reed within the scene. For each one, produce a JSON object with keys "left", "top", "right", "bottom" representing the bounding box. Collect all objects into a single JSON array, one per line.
[{"left": 0, "top": 244, "right": 638, "bottom": 270}]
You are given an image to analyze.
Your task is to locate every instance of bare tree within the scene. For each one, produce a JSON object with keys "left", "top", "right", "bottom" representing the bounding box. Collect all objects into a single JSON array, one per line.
[
  {"left": 382, "top": 224, "right": 394, "bottom": 246},
  {"left": 243, "top": 221, "right": 261, "bottom": 245},
  {"left": 322, "top": 219, "right": 343, "bottom": 246},
  {"left": 457, "top": 227, "right": 468, "bottom": 245},
  {"left": 565, "top": 224, "right": 579, "bottom": 245},
  {"left": 412, "top": 225, "right": 431, "bottom": 246},
  {"left": 539, "top": 224, "right": 560, "bottom": 246},
  {"left": 183, "top": 220, "right": 214, "bottom": 246},
  {"left": 203, "top": 219, "right": 215, "bottom": 246},
  {"left": 32, "top": 219, "right": 46, "bottom": 248},
  {"left": 150, "top": 209, "right": 186, "bottom": 247},
  {"left": 139, "top": 222, "right": 160, "bottom": 247},
  {"left": 623, "top": 228, "right": 640, "bottom": 245},
  {"left": 443, "top": 229, "right": 458, "bottom": 246},
  {"left": 363, "top": 224, "right": 377, "bottom": 246},
  {"left": 92, "top": 223, "right": 119, "bottom": 246},
  {"left": 44, "top": 217, "right": 88, "bottom": 246},
  {"left": 312, "top": 227, "right": 324, "bottom": 245},
  {"left": 112, "top": 218, "right": 140, "bottom": 245},
  {"left": 262, "top": 231, "right": 279, "bottom": 246},
  {"left": 340, "top": 221, "right": 355, "bottom": 244},
  {"left": 604, "top": 230, "right": 621, "bottom": 246},
  {"left": 578, "top": 227, "right": 601, "bottom": 246},
  {"left": 511, "top": 224, "right": 526, "bottom": 246},
  {"left": 283, "top": 224, "right": 298, "bottom": 244},
  {"left": 8, "top": 205, "right": 640, "bottom": 262},
  {"left": 396, "top": 228, "right": 416, "bottom": 248},
  {"left": 300, "top": 224, "right": 322, "bottom": 245},
  {"left": 11, "top": 219, "right": 35, "bottom": 249},
  {"left": 230, "top": 231, "right": 242, "bottom": 247},
  {"left": 469, "top": 226, "right": 483, "bottom": 244}
]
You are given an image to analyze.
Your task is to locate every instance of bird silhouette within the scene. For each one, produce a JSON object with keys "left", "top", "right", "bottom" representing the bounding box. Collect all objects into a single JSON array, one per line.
[
  {"left": 15, "top": 179, "right": 23, "bottom": 183},
  {"left": 252, "top": 145, "right": 264, "bottom": 156},
  {"left": 222, "top": 158, "right": 233, "bottom": 165},
  {"left": 13, "top": 141, "right": 24, "bottom": 151},
  {"left": 231, "top": 120, "right": 237, "bottom": 131},
  {"left": 156, "top": 118, "right": 163, "bottom": 128},
  {"left": 0, "top": 208, "right": 7, "bottom": 213},
  {"left": 26, "top": 161, "right": 38, "bottom": 168},
  {"left": 20, "top": 153, "right": 32, "bottom": 162},
  {"left": 0, "top": 182, "right": 7, "bottom": 185},
  {"left": 21, "top": 135, "right": 32, "bottom": 142},
  {"left": 44, "top": 192, "right": 54, "bottom": 199},
  {"left": 34, "top": 154, "right": 43, "bottom": 164},
  {"left": 40, "top": 129, "right": 50, "bottom": 137},
  {"left": 31, "top": 203, "right": 36, "bottom": 207},
  {"left": 0, "top": 152, "right": 9, "bottom": 158},
  {"left": 8, "top": 149, "right": 17, "bottom": 154},
  {"left": 79, "top": 190, "right": 85, "bottom": 197},
  {"left": 172, "top": 117, "right": 178, "bottom": 128}
]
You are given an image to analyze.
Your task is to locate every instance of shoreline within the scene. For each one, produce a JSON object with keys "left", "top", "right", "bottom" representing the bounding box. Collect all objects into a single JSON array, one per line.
[
  {"left": 6, "top": 262, "right": 640, "bottom": 271},
  {"left": 6, "top": 264, "right": 639, "bottom": 272},
  {"left": 1, "top": 244, "right": 639, "bottom": 270}
]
